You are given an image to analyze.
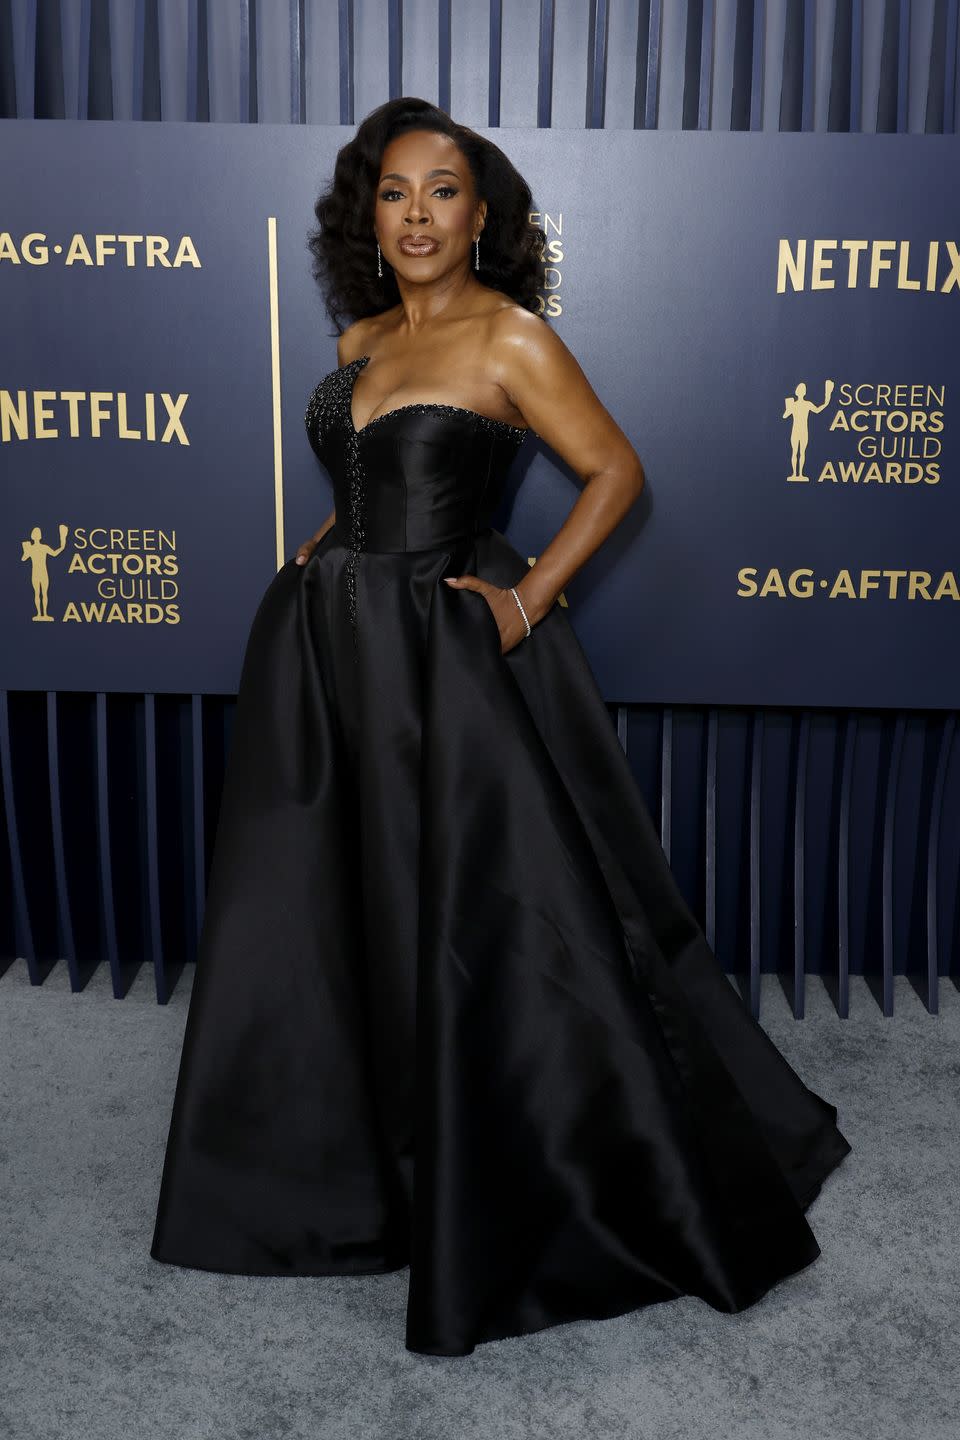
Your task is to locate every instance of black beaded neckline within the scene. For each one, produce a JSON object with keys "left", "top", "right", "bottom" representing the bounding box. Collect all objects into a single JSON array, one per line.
[{"left": 347, "top": 355, "right": 529, "bottom": 440}]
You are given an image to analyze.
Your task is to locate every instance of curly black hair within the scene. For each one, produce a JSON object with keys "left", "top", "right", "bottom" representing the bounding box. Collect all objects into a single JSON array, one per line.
[{"left": 307, "top": 97, "right": 546, "bottom": 335}]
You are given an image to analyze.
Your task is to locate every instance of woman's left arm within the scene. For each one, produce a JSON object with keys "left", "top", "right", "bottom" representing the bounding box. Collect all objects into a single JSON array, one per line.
[{"left": 444, "top": 312, "right": 645, "bottom": 648}]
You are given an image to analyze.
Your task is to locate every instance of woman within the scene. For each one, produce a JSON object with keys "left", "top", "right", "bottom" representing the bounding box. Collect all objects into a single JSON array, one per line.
[{"left": 151, "top": 97, "right": 851, "bottom": 1358}]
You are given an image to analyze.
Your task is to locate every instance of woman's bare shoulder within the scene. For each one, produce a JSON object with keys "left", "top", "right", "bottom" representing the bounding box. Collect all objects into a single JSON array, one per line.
[
  {"left": 337, "top": 311, "right": 399, "bottom": 366},
  {"left": 486, "top": 301, "right": 565, "bottom": 370}
]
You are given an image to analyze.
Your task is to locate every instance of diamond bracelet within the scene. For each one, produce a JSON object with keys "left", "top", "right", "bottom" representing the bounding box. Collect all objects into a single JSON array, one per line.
[{"left": 509, "top": 585, "right": 532, "bottom": 639}]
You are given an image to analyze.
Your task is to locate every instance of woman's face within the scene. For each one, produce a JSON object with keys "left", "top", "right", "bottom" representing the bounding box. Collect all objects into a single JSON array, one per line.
[{"left": 373, "top": 129, "right": 485, "bottom": 280}]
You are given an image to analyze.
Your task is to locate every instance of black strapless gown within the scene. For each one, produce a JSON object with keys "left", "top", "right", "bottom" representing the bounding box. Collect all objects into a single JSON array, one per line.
[{"left": 150, "top": 355, "right": 852, "bottom": 1357}]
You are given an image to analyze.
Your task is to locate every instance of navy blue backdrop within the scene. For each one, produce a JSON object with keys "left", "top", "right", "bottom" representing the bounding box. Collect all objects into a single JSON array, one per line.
[{"left": 3, "top": 122, "right": 958, "bottom": 706}]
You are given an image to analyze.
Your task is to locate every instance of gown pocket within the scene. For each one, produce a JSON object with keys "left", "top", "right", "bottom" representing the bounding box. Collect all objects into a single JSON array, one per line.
[{"left": 479, "top": 587, "right": 516, "bottom": 663}]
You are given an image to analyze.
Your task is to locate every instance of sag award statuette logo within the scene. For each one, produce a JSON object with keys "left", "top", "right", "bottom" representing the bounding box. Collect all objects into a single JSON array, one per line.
[
  {"left": 17, "top": 525, "right": 181, "bottom": 624},
  {"left": 782, "top": 380, "right": 834, "bottom": 481},
  {"left": 778, "top": 379, "right": 945, "bottom": 486},
  {"left": 21, "top": 523, "right": 68, "bottom": 621}
]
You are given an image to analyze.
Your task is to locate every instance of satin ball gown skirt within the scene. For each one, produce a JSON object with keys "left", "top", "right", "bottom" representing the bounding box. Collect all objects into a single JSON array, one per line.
[{"left": 150, "top": 368, "right": 852, "bottom": 1357}]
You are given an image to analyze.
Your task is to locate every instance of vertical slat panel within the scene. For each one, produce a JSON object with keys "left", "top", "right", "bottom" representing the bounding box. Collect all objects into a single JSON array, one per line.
[
  {"left": 633, "top": 0, "right": 646, "bottom": 128},
  {"left": 95, "top": 693, "right": 121, "bottom": 993},
  {"left": 0, "top": 694, "right": 14, "bottom": 963},
  {"left": 802, "top": 0, "right": 815, "bottom": 129},
  {"left": 338, "top": 0, "right": 354, "bottom": 124},
  {"left": 77, "top": 0, "right": 90, "bottom": 117},
  {"left": 909, "top": 0, "right": 935, "bottom": 131},
  {"left": 791, "top": 712, "right": 810, "bottom": 1018},
  {"left": 828, "top": 0, "right": 853, "bottom": 131},
  {"left": 537, "top": 0, "right": 553, "bottom": 127},
  {"left": 924, "top": 0, "right": 949, "bottom": 131},
  {"left": 730, "top": 0, "right": 754, "bottom": 130},
  {"left": 290, "top": 0, "right": 303, "bottom": 122},
  {"left": 34, "top": 0, "right": 64, "bottom": 117},
  {"left": 812, "top": 0, "right": 833, "bottom": 130},
  {"left": 896, "top": 0, "right": 911, "bottom": 131},
  {"left": 681, "top": 0, "right": 703, "bottom": 128},
  {"left": 765, "top": 0, "right": 790, "bottom": 131},
  {"left": 945, "top": 0, "right": 958, "bottom": 131},
  {"left": 750, "top": 0, "right": 765, "bottom": 130},
  {"left": 240, "top": 0, "right": 257, "bottom": 121},
  {"left": 601, "top": 0, "right": 642, "bottom": 125},
  {"left": 645, "top": 0, "right": 663, "bottom": 129},
  {"left": 46, "top": 693, "right": 76, "bottom": 986},
  {"left": 133, "top": 0, "right": 144, "bottom": 117},
  {"left": 923, "top": 713, "right": 954, "bottom": 1014},
  {"left": 154, "top": 0, "right": 190, "bottom": 122},
  {"left": 16, "top": 0, "right": 38, "bottom": 119},
  {"left": 192, "top": 695, "right": 206, "bottom": 943},
  {"left": 836, "top": 712, "right": 856, "bottom": 1017},
  {"left": 82, "top": 0, "right": 115, "bottom": 120},
  {"left": 800, "top": 0, "right": 817, "bottom": 129},
  {"left": 138, "top": 0, "right": 161, "bottom": 120},
  {"left": 851, "top": 0, "right": 865, "bottom": 129},
  {"left": 388, "top": 0, "right": 402, "bottom": 96},
  {"left": 586, "top": 0, "right": 608, "bottom": 128},
  {"left": 698, "top": 0, "right": 714, "bottom": 129},
  {"left": 186, "top": 0, "right": 209, "bottom": 123},
  {"left": 173, "top": 696, "right": 196, "bottom": 970},
  {"left": 748, "top": 709, "right": 763, "bottom": 1016},
  {"left": 488, "top": 0, "right": 502, "bottom": 125},
  {"left": 109, "top": 695, "right": 149, "bottom": 990},
  {"left": 782, "top": 0, "right": 817, "bottom": 129},
  {"left": 947, "top": 712, "right": 960, "bottom": 993},
  {"left": 779, "top": 0, "right": 805, "bottom": 130},
  {"left": 881, "top": 715, "right": 906, "bottom": 1015},
  {"left": 55, "top": 694, "right": 103, "bottom": 983},
  {"left": 437, "top": 0, "right": 451, "bottom": 113},
  {"left": 186, "top": 0, "right": 199, "bottom": 121},
  {"left": 9, "top": 695, "right": 59, "bottom": 971},
  {"left": 0, "top": 692, "right": 35, "bottom": 973},
  {"left": 704, "top": 707, "right": 718, "bottom": 949},
  {"left": 0, "top": 0, "right": 18, "bottom": 117},
  {"left": 144, "top": 694, "right": 166, "bottom": 999},
  {"left": 876, "top": 0, "right": 900, "bottom": 129},
  {"left": 203, "top": 0, "right": 239, "bottom": 121}
]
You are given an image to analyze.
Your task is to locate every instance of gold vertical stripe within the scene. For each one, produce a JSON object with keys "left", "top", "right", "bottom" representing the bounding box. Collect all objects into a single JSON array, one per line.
[{"left": 267, "top": 216, "right": 284, "bottom": 569}]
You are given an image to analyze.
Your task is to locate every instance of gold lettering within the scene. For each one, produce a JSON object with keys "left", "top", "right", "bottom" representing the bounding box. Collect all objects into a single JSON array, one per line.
[
  {"left": 897, "top": 241, "right": 920, "bottom": 291},
  {"left": 776, "top": 238, "right": 806, "bottom": 292},
  {"left": 1, "top": 390, "right": 28, "bottom": 441},
  {"left": 117, "top": 393, "right": 142, "bottom": 440},
  {"left": 840, "top": 240, "right": 868, "bottom": 285},
  {"left": 172, "top": 235, "right": 201, "bottom": 267},
  {"left": 811, "top": 240, "right": 836, "bottom": 290},
  {"left": 64, "top": 234, "right": 95, "bottom": 265},
  {"left": 145, "top": 236, "right": 171, "bottom": 267},
  {"left": 33, "top": 391, "right": 58, "bottom": 438}
]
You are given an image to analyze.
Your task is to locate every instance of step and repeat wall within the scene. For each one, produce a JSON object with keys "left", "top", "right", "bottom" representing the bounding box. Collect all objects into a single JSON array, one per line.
[{"left": 2, "top": 121, "right": 957, "bottom": 707}]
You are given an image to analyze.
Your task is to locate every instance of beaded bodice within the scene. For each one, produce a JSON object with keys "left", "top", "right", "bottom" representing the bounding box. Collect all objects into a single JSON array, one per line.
[{"left": 304, "top": 356, "right": 530, "bottom": 641}]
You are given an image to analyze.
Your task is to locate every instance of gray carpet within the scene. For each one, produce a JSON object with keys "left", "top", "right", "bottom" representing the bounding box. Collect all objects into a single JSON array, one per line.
[{"left": 1, "top": 959, "right": 957, "bottom": 1440}]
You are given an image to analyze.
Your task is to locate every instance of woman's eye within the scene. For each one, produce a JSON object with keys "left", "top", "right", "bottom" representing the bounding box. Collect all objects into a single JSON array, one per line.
[{"left": 378, "top": 186, "right": 459, "bottom": 201}]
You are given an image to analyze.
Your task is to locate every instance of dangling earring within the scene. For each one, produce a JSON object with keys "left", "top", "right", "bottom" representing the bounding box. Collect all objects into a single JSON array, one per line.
[
  {"left": 474, "top": 236, "right": 479, "bottom": 271},
  {"left": 377, "top": 241, "right": 382, "bottom": 278}
]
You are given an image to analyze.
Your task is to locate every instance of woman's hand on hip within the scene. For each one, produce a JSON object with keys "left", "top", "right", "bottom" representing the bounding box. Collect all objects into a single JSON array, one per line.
[{"left": 443, "top": 575, "right": 529, "bottom": 654}]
